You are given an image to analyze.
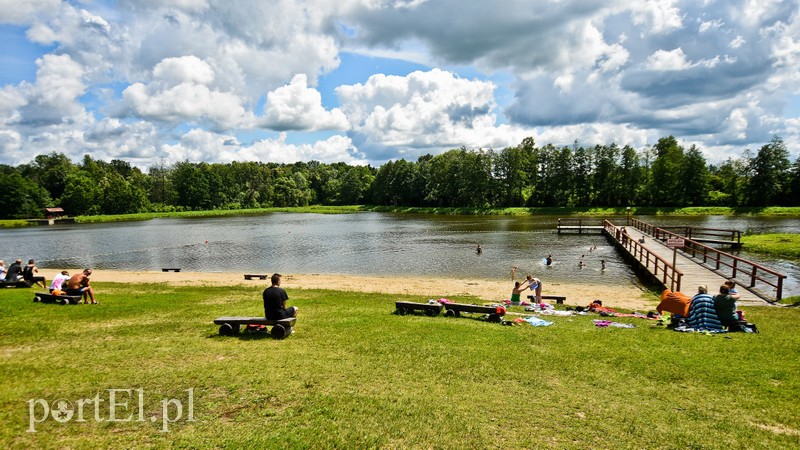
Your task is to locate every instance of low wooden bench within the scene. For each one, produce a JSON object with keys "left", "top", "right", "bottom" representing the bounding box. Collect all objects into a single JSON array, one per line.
[
  {"left": 443, "top": 302, "right": 506, "bottom": 323},
  {"left": 244, "top": 274, "right": 269, "bottom": 280},
  {"left": 395, "top": 301, "right": 443, "bottom": 316},
  {"left": 528, "top": 295, "right": 567, "bottom": 304},
  {"left": 161, "top": 268, "right": 181, "bottom": 272},
  {"left": 213, "top": 316, "right": 296, "bottom": 339},
  {"left": 33, "top": 292, "right": 83, "bottom": 305},
  {"left": 0, "top": 279, "right": 31, "bottom": 288}
]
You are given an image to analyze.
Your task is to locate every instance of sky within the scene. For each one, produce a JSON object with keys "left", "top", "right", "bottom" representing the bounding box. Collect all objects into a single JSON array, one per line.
[{"left": 1, "top": 0, "right": 799, "bottom": 170}]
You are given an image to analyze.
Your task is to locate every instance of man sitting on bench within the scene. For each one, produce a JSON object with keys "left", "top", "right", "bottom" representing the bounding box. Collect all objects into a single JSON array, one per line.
[
  {"left": 66, "top": 268, "right": 97, "bottom": 304},
  {"left": 263, "top": 273, "right": 298, "bottom": 321},
  {"left": 23, "top": 259, "right": 47, "bottom": 289}
]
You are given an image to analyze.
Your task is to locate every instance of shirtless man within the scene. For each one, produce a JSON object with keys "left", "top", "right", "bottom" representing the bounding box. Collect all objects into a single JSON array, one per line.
[{"left": 66, "top": 269, "right": 96, "bottom": 304}]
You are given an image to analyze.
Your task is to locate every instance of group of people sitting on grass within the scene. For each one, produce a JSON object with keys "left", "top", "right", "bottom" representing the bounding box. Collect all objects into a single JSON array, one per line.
[
  {"left": 658, "top": 279, "right": 749, "bottom": 332},
  {"left": 1, "top": 258, "right": 47, "bottom": 288},
  {"left": 0, "top": 258, "right": 96, "bottom": 304}
]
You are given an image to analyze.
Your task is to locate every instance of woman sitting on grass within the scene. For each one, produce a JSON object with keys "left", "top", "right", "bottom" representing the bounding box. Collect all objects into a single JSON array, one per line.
[{"left": 686, "top": 285, "right": 723, "bottom": 332}]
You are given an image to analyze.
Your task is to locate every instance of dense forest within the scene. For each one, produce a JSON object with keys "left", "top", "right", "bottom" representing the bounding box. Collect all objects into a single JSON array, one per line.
[{"left": 1, "top": 135, "right": 798, "bottom": 219}]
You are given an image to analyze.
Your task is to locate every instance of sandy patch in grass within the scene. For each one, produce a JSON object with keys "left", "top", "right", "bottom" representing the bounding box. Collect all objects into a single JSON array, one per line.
[{"left": 80, "top": 270, "right": 658, "bottom": 311}]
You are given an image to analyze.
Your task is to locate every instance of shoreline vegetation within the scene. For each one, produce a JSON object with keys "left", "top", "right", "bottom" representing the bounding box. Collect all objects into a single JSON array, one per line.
[
  {"left": 740, "top": 234, "right": 800, "bottom": 259},
  {"left": 1, "top": 205, "right": 799, "bottom": 228}
]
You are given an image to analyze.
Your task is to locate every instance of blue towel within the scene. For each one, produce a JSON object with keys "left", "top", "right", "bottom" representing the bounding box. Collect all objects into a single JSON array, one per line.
[{"left": 524, "top": 316, "right": 553, "bottom": 327}]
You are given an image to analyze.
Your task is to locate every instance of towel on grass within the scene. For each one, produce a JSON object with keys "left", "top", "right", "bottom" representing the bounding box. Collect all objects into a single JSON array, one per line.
[{"left": 524, "top": 316, "right": 554, "bottom": 327}]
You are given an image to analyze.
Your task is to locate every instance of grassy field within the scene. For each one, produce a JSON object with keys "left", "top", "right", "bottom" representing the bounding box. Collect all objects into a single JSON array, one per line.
[
  {"left": 741, "top": 234, "right": 800, "bottom": 259},
  {"left": 1, "top": 283, "right": 799, "bottom": 449}
]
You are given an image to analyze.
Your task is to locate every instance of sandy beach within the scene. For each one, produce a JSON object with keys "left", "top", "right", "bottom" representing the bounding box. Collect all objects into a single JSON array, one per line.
[{"left": 77, "top": 269, "right": 659, "bottom": 311}]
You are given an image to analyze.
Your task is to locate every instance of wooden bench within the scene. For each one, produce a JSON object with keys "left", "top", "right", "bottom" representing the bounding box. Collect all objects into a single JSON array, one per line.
[
  {"left": 161, "top": 268, "right": 181, "bottom": 272},
  {"left": 0, "top": 279, "right": 31, "bottom": 288},
  {"left": 244, "top": 274, "right": 269, "bottom": 280},
  {"left": 213, "top": 316, "right": 296, "bottom": 339},
  {"left": 33, "top": 292, "right": 83, "bottom": 305},
  {"left": 528, "top": 295, "right": 567, "bottom": 304},
  {"left": 442, "top": 302, "right": 506, "bottom": 323},
  {"left": 395, "top": 301, "right": 443, "bottom": 316}
]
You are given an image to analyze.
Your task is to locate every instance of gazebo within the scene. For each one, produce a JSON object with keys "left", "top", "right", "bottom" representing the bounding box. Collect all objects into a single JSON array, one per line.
[{"left": 44, "top": 207, "right": 66, "bottom": 219}]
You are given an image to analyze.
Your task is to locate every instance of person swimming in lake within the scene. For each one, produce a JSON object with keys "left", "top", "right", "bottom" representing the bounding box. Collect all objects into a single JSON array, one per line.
[{"left": 476, "top": 244, "right": 482, "bottom": 255}]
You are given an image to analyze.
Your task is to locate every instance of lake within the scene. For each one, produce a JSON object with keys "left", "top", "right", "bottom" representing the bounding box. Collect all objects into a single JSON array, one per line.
[{"left": 1, "top": 213, "right": 798, "bottom": 296}]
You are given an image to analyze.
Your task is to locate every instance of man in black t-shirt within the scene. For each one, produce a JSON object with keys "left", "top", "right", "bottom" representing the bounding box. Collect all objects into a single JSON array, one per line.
[
  {"left": 262, "top": 273, "right": 298, "bottom": 320},
  {"left": 5, "top": 259, "right": 23, "bottom": 281},
  {"left": 22, "top": 259, "right": 46, "bottom": 289}
]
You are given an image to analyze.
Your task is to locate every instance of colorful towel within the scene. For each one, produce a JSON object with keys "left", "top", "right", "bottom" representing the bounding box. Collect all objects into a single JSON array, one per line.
[
  {"left": 685, "top": 293, "right": 724, "bottom": 332},
  {"left": 593, "top": 320, "right": 635, "bottom": 328}
]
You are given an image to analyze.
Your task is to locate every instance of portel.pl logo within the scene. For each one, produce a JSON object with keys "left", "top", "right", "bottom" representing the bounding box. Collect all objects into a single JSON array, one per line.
[{"left": 27, "top": 388, "right": 194, "bottom": 432}]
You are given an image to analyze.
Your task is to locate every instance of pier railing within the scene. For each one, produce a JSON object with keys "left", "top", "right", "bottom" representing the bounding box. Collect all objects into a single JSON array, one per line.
[
  {"left": 556, "top": 218, "right": 607, "bottom": 234},
  {"left": 627, "top": 218, "right": 786, "bottom": 301},
  {"left": 605, "top": 220, "right": 683, "bottom": 292},
  {"left": 626, "top": 218, "right": 741, "bottom": 245}
]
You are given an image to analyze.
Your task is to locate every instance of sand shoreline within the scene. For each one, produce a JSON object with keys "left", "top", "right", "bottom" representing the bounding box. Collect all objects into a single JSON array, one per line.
[{"left": 62, "top": 269, "right": 659, "bottom": 311}]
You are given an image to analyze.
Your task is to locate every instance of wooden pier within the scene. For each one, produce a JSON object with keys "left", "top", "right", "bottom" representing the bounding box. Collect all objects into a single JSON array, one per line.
[
  {"left": 601, "top": 219, "right": 785, "bottom": 304},
  {"left": 556, "top": 218, "right": 605, "bottom": 234}
]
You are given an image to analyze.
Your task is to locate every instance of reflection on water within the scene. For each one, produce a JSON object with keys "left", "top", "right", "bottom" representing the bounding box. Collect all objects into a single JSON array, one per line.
[{"left": 0, "top": 213, "right": 797, "bottom": 296}]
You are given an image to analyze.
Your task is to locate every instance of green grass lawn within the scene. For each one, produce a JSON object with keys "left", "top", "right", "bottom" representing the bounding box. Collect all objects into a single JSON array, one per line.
[
  {"left": 742, "top": 233, "right": 800, "bottom": 259},
  {"left": 1, "top": 283, "right": 799, "bottom": 449}
]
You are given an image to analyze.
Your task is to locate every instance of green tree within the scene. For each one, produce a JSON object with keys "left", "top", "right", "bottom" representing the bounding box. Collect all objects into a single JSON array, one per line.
[
  {"left": 59, "top": 172, "right": 101, "bottom": 216},
  {"left": 593, "top": 144, "right": 620, "bottom": 206},
  {"left": 746, "top": 136, "right": 791, "bottom": 206},
  {"left": 338, "top": 165, "right": 375, "bottom": 205},
  {"left": 649, "top": 136, "right": 684, "bottom": 206},
  {"left": 171, "top": 162, "right": 210, "bottom": 210},
  {"left": 619, "top": 145, "right": 640, "bottom": 206},
  {"left": 679, "top": 145, "right": 709, "bottom": 206},
  {"left": 18, "top": 152, "right": 76, "bottom": 201},
  {"left": 572, "top": 143, "right": 592, "bottom": 207},
  {"left": 550, "top": 145, "right": 573, "bottom": 206},
  {"left": 0, "top": 171, "right": 52, "bottom": 219},
  {"left": 494, "top": 142, "right": 532, "bottom": 206},
  {"left": 528, "top": 143, "right": 555, "bottom": 206},
  {"left": 788, "top": 156, "right": 800, "bottom": 206},
  {"left": 98, "top": 172, "right": 148, "bottom": 214}
]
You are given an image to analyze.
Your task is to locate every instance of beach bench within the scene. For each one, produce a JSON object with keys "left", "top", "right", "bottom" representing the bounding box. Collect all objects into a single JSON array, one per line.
[
  {"left": 161, "top": 268, "right": 181, "bottom": 272},
  {"left": 528, "top": 295, "right": 567, "bottom": 305},
  {"left": 442, "top": 302, "right": 506, "bottom": 323},
  {"left": 213, "top": 316, "right": 296, "bottom": 339},
  {"left": 33, "top": 292, "right": 83, "bottom": 305},
  {"left": 0, "top": 279, "right": 31, "bottom": 288},
  {"left": 395, "top": 301, "right": 443, "bottom": 316},
  {"left": 244, "top": 274, "right": 269, "bottom": 280}
]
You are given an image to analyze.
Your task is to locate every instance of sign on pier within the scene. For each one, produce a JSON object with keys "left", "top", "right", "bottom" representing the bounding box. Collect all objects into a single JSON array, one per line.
[{"left": 666, "top": 238, "right": 685, "bottom": 248}]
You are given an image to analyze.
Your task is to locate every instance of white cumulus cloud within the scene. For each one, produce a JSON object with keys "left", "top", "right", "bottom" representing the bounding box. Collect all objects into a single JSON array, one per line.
[
  {"left": 263, "top": 74, "right": 349, "bottom": 131},
  {"left": 123, "top": 55, "right": 250, "bottom": 130}
]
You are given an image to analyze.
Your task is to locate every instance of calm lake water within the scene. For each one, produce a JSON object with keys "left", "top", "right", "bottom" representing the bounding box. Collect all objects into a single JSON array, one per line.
[{"left": 1, "top": 213, "right": 798, "bottom": 296}]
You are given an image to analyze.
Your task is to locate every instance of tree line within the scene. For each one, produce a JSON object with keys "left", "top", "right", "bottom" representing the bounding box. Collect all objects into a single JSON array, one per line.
[{"left": 0, "top": 135, "right": 797, "bottom": 219}]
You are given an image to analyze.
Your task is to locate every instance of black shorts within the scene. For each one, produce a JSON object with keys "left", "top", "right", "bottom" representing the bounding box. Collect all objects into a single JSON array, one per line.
[{"left": 266, "top": 306, "right": 296, "bottom": 320}]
